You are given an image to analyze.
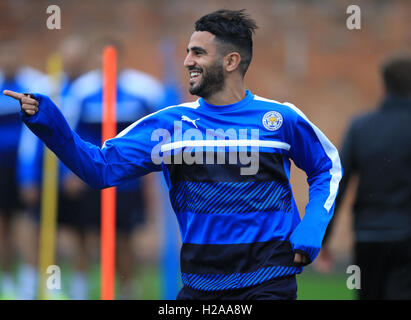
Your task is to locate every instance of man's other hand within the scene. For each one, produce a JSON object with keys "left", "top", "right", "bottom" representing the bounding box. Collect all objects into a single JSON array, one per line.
[
  {"left": 294, "top": 252, "right": 309, "bottom": 266},
  {"left": 3, "top": 90, "right": 39, "bottom": 116}
]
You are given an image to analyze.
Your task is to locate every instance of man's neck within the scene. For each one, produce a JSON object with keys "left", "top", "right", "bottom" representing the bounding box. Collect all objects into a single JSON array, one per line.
[{"left": 203, "top": 82, "right": 246, "bottom": 106}]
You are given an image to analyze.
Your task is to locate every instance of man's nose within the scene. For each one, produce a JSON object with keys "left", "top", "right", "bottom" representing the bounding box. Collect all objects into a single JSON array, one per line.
[{"left": 183, "top": 54, "right": 195, "bottom": 68}]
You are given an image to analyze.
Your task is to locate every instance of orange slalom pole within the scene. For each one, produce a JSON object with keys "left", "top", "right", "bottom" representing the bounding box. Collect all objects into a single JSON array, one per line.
[{"left": 101, "top": 46, "right": 117, "bottom": 300}]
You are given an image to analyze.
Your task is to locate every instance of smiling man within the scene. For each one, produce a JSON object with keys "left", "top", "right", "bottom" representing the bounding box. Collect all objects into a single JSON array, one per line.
[{"left": 4, "top": 9, "right": 342, "bottom": 300}]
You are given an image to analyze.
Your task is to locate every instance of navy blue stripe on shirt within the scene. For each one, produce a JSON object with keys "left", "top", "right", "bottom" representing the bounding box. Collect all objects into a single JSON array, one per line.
[
  {"left": 170, "top": 180, "right": 292, "bottom": 215},
  {"left": 180, "top": 239, "right": 295, "bottom": 274},
  {"left": 181, "top": 265, "right": 303, "bottom": 291},
  {"left": 166, "top": 151, "right": 289, "bottom": 183}
]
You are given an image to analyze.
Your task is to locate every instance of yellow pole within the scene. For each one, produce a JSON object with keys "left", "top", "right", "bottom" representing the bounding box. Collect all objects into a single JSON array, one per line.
[{"left": 37, "top": 53, "right": 62, "bottom": 300}]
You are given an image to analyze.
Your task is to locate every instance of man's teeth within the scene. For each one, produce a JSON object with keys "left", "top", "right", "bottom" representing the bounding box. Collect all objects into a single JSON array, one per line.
[{"left": 190, "top": 71, "right": 201, "bottom": 79}]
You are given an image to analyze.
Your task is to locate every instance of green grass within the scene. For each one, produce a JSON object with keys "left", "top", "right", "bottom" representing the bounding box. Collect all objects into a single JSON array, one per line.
[
  {"left": 1, "top": 262, "right": 356, "bottom": 300},
  {"left": 297, "top": 269, "right": 356, "bottom": 300},
  {"left": 86, "top": 263, "right": 162, "bottom": 300},
  {"left": 86, "top": 264, "right": 357, "bottom": 300},
  {"left": 114, "top": 265, "right": 356, "bottom": 300}
]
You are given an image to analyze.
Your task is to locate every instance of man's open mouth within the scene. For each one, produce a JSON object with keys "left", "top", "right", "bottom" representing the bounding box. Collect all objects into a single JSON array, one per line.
[{"left": 190, "top": 70, "right": 202, "bottom": 80}]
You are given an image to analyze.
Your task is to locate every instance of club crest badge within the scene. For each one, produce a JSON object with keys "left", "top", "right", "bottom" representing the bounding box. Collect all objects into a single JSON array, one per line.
[{"left": 262, "top": 111, "right": 283, "bottom": 131}]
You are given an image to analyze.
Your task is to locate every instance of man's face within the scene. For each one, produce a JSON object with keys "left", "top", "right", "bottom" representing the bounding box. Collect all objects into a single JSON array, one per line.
[{"left": 184, "top": 31, "right": 225, "bottom": 99}]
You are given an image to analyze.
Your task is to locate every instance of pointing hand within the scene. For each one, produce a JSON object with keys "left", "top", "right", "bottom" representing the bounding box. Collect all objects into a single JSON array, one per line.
[{"left": 3, "top": 90, "right": 39, "bottom": 116}]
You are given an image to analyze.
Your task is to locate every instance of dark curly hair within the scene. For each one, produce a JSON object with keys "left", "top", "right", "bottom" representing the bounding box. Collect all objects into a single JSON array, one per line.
[{"left": 195, "top": 9, "right": 258, "bottom": 76}]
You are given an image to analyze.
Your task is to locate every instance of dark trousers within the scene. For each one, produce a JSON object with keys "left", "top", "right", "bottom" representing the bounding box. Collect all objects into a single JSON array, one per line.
[
  {"left": 177, "top": 275, "right": 297, "bottom": 300},
  {"left": 355, "top": 238, "right": 411, "bottom": 300}
]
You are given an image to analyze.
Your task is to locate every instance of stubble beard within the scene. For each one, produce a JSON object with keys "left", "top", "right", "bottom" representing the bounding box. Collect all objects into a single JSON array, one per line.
[{"left": 189, "top": 60, "right": 225, "bottom": 99}]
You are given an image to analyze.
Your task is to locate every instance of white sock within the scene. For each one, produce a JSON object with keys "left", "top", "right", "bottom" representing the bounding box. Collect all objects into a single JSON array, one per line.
[
  {"left": 17, "top": 264, "right": 37, "bottom": 300},
  {"left": 69, "top": 271, "right": 88, "bottom": 300}
]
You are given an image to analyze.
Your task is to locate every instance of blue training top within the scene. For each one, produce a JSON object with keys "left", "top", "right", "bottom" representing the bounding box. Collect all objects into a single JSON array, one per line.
[
  {"left": 17, "top": 73, "right": 72, "bottom": 188},
  {"left": 21, "top": 89, "right": 342, "bottom": 292}
]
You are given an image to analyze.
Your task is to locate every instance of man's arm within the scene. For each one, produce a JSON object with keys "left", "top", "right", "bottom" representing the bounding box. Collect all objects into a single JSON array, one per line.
[
  {"left": 285, "top": 102, "right": 343, "bottom": 266},
  {"left": 4, "top": 90, "right": 162, "bottom": 189},
  {"left": 321, "top": 120, "right": 356, "bottom": 246},
  {"left": 313, "top": 120, "right": 356, "bottom": 272}
]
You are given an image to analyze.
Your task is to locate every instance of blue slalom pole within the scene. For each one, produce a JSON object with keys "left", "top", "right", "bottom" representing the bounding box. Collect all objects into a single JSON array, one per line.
[
  {"left": 158, "top": 38, "right": 185, "bottom": 299},
  {"left": 159, "top": 174, "right": 181, "bottom": 299}
]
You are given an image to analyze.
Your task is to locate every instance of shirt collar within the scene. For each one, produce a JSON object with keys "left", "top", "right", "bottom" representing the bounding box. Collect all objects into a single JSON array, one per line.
[{"left": 198, "top": 90, "right": 254, "bottom": 113}]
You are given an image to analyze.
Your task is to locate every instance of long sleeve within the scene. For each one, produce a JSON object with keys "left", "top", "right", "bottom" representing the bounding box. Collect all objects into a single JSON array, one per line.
[
  {"left": 21, "top": 93, "right": 162, "bottom": 189},
  {"left": 285, "top": 103, "right": 342, "bottom": 264},
  {"left": 17, "top": 90, "right": 86, "bottom": 188},
  {"left": 322, "top": 119, "right": 357, "bottom": 245}
]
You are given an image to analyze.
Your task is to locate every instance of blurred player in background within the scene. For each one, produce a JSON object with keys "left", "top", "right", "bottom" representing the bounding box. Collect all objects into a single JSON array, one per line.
[
  {"left": 15, "top": 34, "right": 90, "bottom": 299},
  {"left": 319, "top": 56, "right": 411, "bottom": 300},
  {"left": 55, "top": 35, "right": 93, "bottom": 300},
  {"left": 0, "top": 39, "right": 24, "bottom": 299},
  {"left": 59, "top": 34, "right": 164, "bottom": 299},
  {"left": 0, "top": 38, "right": 50, "bottom": 299}
]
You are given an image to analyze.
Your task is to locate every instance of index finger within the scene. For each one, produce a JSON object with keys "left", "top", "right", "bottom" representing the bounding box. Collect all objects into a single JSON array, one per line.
[{"left": 3, "top": 90, "right": 25, "bottom": 101}]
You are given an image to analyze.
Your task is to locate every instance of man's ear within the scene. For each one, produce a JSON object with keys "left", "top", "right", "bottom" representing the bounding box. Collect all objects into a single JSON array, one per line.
[{"left": 225, "top": 52, "right": 242, "bottom": 73}]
